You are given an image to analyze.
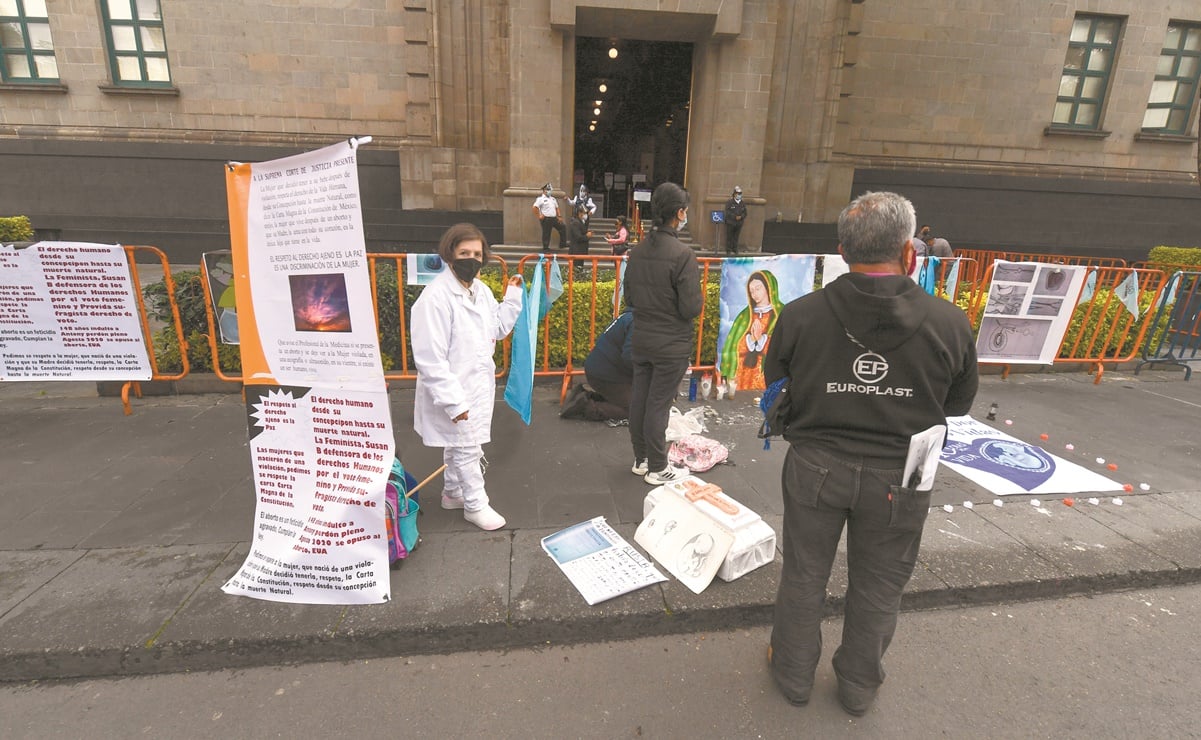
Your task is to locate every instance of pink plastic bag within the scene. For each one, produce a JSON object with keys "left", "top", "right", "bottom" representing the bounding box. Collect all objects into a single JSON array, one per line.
[{"left": 668, "top": 434, "right": 729, "bottom": 472}]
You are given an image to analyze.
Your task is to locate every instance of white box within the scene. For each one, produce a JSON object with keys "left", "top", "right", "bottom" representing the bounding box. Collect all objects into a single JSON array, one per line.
[{"left": 643, "top": 476, "right": 776, "bottom": 582}]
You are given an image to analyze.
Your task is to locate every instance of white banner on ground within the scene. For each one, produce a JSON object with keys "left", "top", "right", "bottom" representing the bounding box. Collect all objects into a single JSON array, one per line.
[
  {"left": 222, "top": 139, "right": 394, "bottom": 605},
  {"left": 0, "top": 242, "right": 151, "bottom": 381},
  {"left": 939, "top": 415, "right": 1123, "bottom": 495}
]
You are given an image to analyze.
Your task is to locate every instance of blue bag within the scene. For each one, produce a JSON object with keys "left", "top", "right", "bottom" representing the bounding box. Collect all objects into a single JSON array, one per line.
[{"left": 758, "top": 377, "right": 791, "bottom": 450}]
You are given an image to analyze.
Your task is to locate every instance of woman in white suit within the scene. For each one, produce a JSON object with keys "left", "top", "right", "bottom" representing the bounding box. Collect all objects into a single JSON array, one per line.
[{"left": 411, "top": 223, "right": 523, "bottom": 530}]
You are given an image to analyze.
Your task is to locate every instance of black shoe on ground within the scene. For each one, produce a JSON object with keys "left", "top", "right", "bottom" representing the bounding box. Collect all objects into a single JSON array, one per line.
[{"left": 836, "top": 681, "right": 874, "bottom": 717}]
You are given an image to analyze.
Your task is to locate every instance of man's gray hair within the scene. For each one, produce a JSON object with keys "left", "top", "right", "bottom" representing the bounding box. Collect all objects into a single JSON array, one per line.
[{"left": 837, "top": 191, "right": 916, "bottom": 264}]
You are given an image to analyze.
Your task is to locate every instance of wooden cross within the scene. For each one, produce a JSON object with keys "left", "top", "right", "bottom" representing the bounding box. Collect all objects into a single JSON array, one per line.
[{"left": 681, "top": 479, "right": 739, "bottom": 516}]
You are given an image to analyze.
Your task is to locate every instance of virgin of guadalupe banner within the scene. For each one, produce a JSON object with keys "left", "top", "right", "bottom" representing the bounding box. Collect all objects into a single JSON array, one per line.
[
  {"left": 940, "top": 416, "right": 1122, "bottom": 495},
  {"left": 222, "top": 139, "right": 394, "bottom": 605},
  {"left": 716, "top": 255, "right": 816, "bottom": 391}
]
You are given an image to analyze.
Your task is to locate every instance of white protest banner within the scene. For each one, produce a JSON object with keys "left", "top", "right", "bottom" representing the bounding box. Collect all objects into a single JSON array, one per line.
[
  {"left": 975, "top": 262, "right": 1086, "bottom": 365},
  {"left": 222, "top": 139, "right": 394, "bottom": 605},
  {"left": 940, "top": 415, "right": 1123, "bottom": 495},
  {"left": 820, "top": 253, "right": 848, "bottom": 288},
  {"left": 0, "top": 242, "right": 151, "bottom": 381}
]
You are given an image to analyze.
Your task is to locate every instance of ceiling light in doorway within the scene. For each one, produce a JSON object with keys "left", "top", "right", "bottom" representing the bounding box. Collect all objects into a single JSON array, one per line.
[
  {"left": 608, "top": 46, "right": 618, "bottom": 59},
  {"left": 593, "top": 107, "right": 601, "bottom": 116},
  {"left": 598, "top": 83, "right": 608, "bottom": 93},
  {"left": 594, "top": 100, "right": 602, "bottom": 106},
  {"left": 589, "top": 124, "right": 596, "bottom": 132}
]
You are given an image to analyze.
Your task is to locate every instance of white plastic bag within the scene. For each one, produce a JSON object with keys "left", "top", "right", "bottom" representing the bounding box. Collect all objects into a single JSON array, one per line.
[{"left": 665, "top": 406, "right": 707, "bottom": 442}]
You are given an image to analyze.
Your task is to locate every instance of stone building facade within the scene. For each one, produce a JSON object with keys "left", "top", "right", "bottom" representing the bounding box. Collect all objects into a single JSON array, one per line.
[{"left": 1, "top": 0, "right": 1198, "bottom": 262}]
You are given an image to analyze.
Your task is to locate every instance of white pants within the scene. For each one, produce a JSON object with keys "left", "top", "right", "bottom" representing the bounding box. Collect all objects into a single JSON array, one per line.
[{"left": 443, "top": 445, "right": 488, "bottom": 512}]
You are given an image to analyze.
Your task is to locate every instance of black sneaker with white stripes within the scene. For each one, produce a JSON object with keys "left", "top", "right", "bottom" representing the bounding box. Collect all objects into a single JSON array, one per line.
[{"left": 643, "top": 465, "right": 689, "bottom": 485}]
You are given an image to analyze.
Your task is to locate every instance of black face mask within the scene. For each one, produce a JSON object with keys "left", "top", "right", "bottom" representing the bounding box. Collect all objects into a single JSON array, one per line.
[{"left": 451, "top": 257, "right": 483, "bottom": 284}]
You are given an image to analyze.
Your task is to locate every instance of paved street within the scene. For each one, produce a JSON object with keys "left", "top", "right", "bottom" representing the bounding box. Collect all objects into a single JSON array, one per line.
[
  {"left": 4, "top": 583, "right": 1198, "bottom": 738},
  {"left": 1, "top": 369, "right": 1200, "bottom": 682}
]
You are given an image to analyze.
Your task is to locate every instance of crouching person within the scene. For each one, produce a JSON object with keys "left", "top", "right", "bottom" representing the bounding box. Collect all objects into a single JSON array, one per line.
[{"left": 411, "top": 223, "right": 524, "bottom": 531}]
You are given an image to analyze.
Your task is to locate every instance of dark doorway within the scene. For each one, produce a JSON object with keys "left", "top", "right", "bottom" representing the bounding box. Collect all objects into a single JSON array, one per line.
[{"left": 573, "top": 37, "right": 693, "bottom": 218}]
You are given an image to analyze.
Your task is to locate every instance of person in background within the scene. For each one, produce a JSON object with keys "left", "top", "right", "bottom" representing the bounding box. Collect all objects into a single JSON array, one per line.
[
  {"left": 723, "top": 185, "right": 747, "bottom": 255},
  {"left": 567, "top": 205, "right": 593, "bottom": 277},
  {"left": 912, "top": 224, "right": 931, "bottom": 256},
  {"left": 606, "top": 215, "right": 630, "bottom": 255},
  {"left": 560, "top": 310, "right": 633, "bottom": 422},
  {"left": 569, "top": 185, "right": 598, "bottom": 227},
  {"left": 410, "top": 223, "right": 524, "bottom": 531},
  {"left": 624, "top": 182, "right": 703, "bottom": 485},
  {"left": 763, "top": 191, "right": 978, "bottom": 716},
  {"left": 928, "top": 236, "right": 953, "bottom": 258},
  {"left": 532, "top": 183, "right": 566, "bottom": 252}
]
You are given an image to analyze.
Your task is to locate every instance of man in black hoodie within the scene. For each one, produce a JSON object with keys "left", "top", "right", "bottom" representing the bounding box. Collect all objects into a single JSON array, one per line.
[{"left": 763, "top": 191, "right": 978, "bottom": 716}]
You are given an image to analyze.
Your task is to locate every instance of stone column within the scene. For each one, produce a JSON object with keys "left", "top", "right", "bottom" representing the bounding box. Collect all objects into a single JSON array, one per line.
[
  {"left": 503, "top": 2, "right": 568, "bottom": 246},
  {"left": 686, "top": 2, "right": 777, "bottom": 252}
]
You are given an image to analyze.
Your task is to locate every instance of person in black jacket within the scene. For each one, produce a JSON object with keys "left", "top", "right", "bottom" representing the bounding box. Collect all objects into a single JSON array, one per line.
[
  {"left": 763, "top": 191, "right": 978, "bottom": 716},
  {"left": 623, "top": 182, "right": 703, "bottom": 484},
  {"left": 566, "top": 205, "right": 592, "bottom": 277},
  {"left": 723, "top": 185, "right": 747, "bottom": 254},
  {"left": 560, "top": 310, "right": 633, "bottom": 422}
]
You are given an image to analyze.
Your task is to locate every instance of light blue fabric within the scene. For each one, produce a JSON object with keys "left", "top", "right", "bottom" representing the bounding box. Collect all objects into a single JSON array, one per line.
[
  {"left": 943, "top": 260, "right": 961, "bottom": 301},
  {"left": 541, "top": 257, "right": 564, "bottom": 321},
  {"left": 918, "top": 256, "right": 940, "bottom": 295},
  {"left": 1078, "top": 270, "right": 1097, "bottom": 304},
  {"left": 1115, "top": 271, "right": 1140, "bottom": 320},
  {"left": 504, "top": 257, "right": 544, "bottom": 424}
]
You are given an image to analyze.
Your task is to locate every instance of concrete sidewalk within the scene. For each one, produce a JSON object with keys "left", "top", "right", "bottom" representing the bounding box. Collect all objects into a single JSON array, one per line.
[{"left": 1, "top": 369, "right": 1199, "bottom": 682}]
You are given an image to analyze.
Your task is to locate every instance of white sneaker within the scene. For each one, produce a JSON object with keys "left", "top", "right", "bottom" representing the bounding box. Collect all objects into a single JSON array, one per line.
[
  {"left": 464, "top": 505, "right": 506, "bottom": 531},
  {"left": 441, "top": 494, "right": 465, "bottom": 510},
  {"left": 631, "top": 458, "right": 649, "bottom": 476},
  {"left": 644, "top": 465, "right": 689, "bottom": 485}
]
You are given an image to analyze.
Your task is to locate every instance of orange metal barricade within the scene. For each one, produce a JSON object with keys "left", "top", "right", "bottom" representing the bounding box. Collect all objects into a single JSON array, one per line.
[
  {"left": 972, "top": 262, "right": 1168, "bottom": 383},
  {"left": 119, "top": 246, "right": 190, "bottom": 414},
  {"left": 510, "top": 253, "right": 726, "bottom": 403}
]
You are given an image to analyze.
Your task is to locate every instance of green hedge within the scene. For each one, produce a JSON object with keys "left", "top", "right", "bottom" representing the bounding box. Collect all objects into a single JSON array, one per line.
[
  {"left": 143, "top": 270, "right": 241, "bottom": 374},
  {"left": 1147, "top": 246, "right": 1201, "bottom": 269},
  {"left": 0, "top": 216, "right": 34, "bottom": 242},
  {"left": 370, "top": 262, "right": 721, "bottom": 371}
]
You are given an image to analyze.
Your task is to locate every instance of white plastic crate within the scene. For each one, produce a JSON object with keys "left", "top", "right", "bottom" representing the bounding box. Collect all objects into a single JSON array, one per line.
[{"left": 643, "top": 475, "right": 776, "bottom": 582}]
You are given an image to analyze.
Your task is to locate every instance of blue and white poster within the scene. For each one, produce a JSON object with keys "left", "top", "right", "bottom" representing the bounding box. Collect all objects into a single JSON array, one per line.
[
  {"left": 939, "top": 416, "right": 1123, "bottom": 495},
  {"left": 716, "top": 254, "right": 816, "bottom": 391}
]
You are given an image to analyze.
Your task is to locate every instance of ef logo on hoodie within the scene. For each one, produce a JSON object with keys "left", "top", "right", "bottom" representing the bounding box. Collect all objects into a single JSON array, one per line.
[
  {"left": 852, "top": 352, "right": 889, "bottom": 384},
  {"left": 826, "top": 352, "right": 915, "bottom": 398}
]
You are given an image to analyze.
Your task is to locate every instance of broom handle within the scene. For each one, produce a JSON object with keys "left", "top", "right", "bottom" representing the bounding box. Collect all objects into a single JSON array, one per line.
[{"left": 405, "top": 464, "right": 447, "bottom": 500}]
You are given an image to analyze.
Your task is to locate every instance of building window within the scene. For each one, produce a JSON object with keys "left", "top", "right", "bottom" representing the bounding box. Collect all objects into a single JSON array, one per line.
[
  {"left": 1052, "top": 15, "right": 1123, "bottom": 130},
  {"left": 0, "top": 0, "right": 58, "bottom": 83},
  {"left": 1142, "top": 22, "right": 1201, "bottom": 134},
  {"left": 101, "top": 0, "right": 171, "bottom": 86}
]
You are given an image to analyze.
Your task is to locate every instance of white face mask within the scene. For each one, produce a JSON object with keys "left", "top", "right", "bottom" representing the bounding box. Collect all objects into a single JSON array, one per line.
[
  {"left": 679, "top": 211, "right": 688, "bottom": 228},
  {"left": 734, "top": 195, "right": 742, "bottom": 203}
]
